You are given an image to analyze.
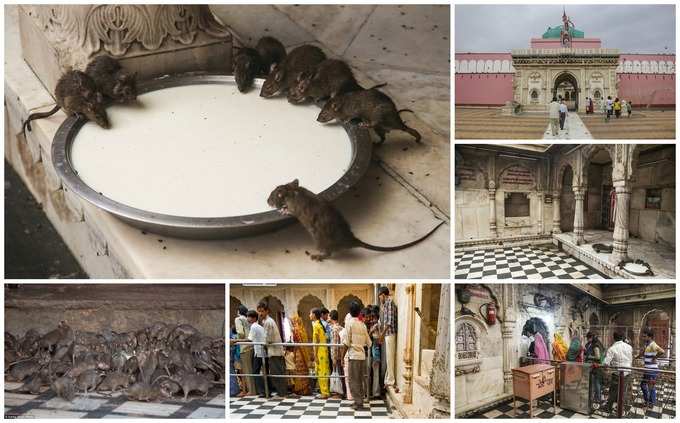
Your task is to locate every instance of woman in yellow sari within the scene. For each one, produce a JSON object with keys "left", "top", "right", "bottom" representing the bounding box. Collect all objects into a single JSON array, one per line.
[
  {"left": 310, "top": 308, "right": 330, "bottom": 398},
  {"left": 290, "top": 315, "right": 311, "bottom": 395}
]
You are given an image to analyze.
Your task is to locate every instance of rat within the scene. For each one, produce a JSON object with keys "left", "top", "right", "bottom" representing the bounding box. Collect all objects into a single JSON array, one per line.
[
  {"left": 172, "top": 372, "right": 212, "bottom": 402},
  {"left": 11, "top": 368, "right": 48, "bottom": 394},
  {"left": 288, "top": 59, "right": 386, "bottom": 103},
  {"left": 233, "top": 36, "right": 286, "bottom": 93},
  {"left": 76, "top": 369, "right": 103, "bottom": 394},
  {"left": 85, "top": 55, "right": 138, "bottom": 104},
  {"left": 22, "top": 70, "right": 110, "bottom": 136},
  {"left": 260, "top": 44, "right": 326, "bottom": 98},
  {"left": 267, "top": 179, "right": 444, "bottom": 261},
  {"left": 97, "top": 371, "right": 131, "bottom": 393},
  {"left": 51, "top": 375, "right": 76, "bottom": 402},
  {"left": 9, "top": 359, "right": 41, "bottom": 381},
  {"left": 317, "top": 88, "right": 421, "bottom": 144},
  {"left": 126, "top": 381, "right": 163, "bottom": 402}
]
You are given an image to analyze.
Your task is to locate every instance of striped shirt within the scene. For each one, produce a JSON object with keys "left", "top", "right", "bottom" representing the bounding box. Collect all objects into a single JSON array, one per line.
[
  {"left": 643, "top": 341, "right": 664, "bottom": 369},
  {"left": 380, "top": 297, "right": 397, "bottom": 336}
]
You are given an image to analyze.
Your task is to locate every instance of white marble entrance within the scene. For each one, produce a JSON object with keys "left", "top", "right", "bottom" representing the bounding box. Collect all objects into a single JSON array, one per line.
[{"left": 543, "top": 113, "right": 593, "bottom": 139}]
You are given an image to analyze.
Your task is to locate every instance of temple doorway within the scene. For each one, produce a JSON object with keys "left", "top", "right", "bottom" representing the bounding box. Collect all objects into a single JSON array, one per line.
[
  {"left": 554, "top": 72, "right": 579, "bottom": 111},
  {"left": 560, "top": 166, "right": 575, "bottom": 232},
  {"left": 337, "top": 294, "right": 364, "bottom": 326}
]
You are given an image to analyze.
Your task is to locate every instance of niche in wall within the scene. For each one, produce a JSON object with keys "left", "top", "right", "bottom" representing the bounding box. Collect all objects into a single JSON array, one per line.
[{"left": 505, "top": 192, "right": 530, "bottom": 217}]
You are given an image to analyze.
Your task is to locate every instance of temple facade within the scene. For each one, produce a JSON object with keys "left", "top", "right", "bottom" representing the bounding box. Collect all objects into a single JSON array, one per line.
[{"left": 455, "top": 11, "right": 675, "bottom": 109}]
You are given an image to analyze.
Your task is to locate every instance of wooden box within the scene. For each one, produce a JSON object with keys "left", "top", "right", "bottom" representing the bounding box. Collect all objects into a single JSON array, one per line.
[{"left": 512, "top": 363, "right": 556, "bottom": 417}]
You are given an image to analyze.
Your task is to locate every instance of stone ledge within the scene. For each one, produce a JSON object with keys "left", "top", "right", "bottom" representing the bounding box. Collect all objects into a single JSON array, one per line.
[
  {"left": 455, "top": 234, "right": 553, "bottom": 252},
  {"left": 4, "top": 6, "right": 449, "bottom": 279}
]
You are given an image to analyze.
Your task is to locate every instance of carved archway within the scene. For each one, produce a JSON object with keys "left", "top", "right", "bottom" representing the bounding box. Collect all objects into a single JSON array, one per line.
[
  {"left": 297, "top": 294, "right": 325, "bottom": 341},
  {"left": 553, "top": 71, "right": 580, "bottom": 111},
  {"left": 259, "top": 295, "right": 286, "bottom": 339},
  {"left": 639, "top": 308, "right": 671, "bottom": 353},
  {"left": 337, "top": 294, "right": 364, "bottom": 326},
  {"left": 581, "top": 144, "right": 615, "bottom": 187}
]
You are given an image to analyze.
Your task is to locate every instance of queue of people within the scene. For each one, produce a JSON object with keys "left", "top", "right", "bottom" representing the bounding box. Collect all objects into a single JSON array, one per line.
[
  {"left": 529, "top": 328, "right": 666, "bottom": 415},
  {"left": 229, "top": 287, "right": 399, "bottom": 410}
]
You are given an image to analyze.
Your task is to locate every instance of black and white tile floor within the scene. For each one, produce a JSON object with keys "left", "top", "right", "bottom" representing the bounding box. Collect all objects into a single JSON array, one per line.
[
  {"left": 463, "top": 384, "right": 676, "bottom": 419},
  {"left": 454, "top": 245, "right": 607, "bottom": 279},
  {"left": 4, "top": 382, "right": 225, "bottom": 418},
  {"left": 230, "top": 395, "right": 392, "bottom": 419}
]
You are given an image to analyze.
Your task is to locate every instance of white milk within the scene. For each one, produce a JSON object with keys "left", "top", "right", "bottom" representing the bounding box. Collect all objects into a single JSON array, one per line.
[{"left": 70, "top": 84, "right": 353, "bottom": 217}]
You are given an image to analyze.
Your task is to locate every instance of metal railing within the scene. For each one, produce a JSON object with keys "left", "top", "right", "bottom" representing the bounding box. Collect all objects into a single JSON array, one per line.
[
  {"left": 230, "top": 340, "right": 373, "bottom": 399},
  {"left": 520, "top": 357, "right": 676, "bottom": 418}
]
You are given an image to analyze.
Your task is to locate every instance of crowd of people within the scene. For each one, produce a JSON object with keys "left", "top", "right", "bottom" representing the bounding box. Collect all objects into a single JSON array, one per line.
[
  {"left": 229, "top": 287, "right": 398, "bottom": 410},
  {"left": 547, "top": 95, "right": 633, "bottom": 136},
  {"left": 525, "top": 327, "right": 666, "bottom": 414}
]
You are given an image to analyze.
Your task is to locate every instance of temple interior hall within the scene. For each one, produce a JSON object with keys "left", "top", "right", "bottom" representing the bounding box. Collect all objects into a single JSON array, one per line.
[
  {"left": 455, "top": 283, "right": 676, "bottom": 419},
  {"left": 454, "top": 144, "right": 676, "bottom": 279}
]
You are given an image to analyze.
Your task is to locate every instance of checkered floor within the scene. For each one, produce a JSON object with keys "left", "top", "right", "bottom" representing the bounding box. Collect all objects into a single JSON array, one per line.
[
  {"left": 454, "top": 245, "right": 607, "bottom": 279},
  {"left": 4, "top": 382, "right": 225, "bottom": 418},
  {"left": 230, "top": 395, "right": 393, "bottom": 419},
  {"left": 462, "top": 382, "right": 676, "bottom": 419}
]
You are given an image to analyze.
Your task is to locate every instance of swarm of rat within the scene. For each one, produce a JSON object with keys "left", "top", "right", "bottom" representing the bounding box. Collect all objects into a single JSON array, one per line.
[
  {"left": 22, "top": 55, "right": 138, "bottom": 136},
  {"left": 5, "top": 321, "right": 224, "bottom": 403}
]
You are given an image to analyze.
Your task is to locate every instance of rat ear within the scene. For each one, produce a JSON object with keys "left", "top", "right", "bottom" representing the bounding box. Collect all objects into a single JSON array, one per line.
[
  {"left": 332, "top": 101, "right": 340, "bottom": 112},
  {"left": 291, "top": 179, "right": 299, "bottom": 187}
]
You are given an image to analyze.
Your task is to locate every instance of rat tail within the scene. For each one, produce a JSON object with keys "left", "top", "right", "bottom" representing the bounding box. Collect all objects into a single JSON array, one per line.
[
  {"left": 366, "top": 82, "right": 387, "bottom": 90},
  {"left": 22, "top": 104, "right": 61, "bottom": 137},
  {"left": 397, "top": 108, "right": 415, "bottom": 115},
  {"left": 355, "top": 221, "right": 445, "bottom": 252}
]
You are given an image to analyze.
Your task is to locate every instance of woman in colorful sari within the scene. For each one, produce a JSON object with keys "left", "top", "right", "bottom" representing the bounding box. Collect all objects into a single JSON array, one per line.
[
  {"left": 290, "top": 315, "right": 311, "bottom": 395},
  {"left": 310, "top": 308, "right": 330, "bottom": 398}
]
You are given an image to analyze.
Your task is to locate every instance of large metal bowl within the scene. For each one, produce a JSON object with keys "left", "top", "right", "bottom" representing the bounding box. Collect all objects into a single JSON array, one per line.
[{"left": 51, "top": 73, "right": 372, "bottom": 239}]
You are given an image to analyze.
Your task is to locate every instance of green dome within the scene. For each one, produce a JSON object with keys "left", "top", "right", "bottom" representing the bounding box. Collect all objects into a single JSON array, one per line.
[{"left": 542, "top": 26, "right": 584, "bottom": 39}]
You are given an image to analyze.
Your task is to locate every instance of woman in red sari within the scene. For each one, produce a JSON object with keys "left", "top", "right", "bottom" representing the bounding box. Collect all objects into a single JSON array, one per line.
[{"left": 290, "top": 315, "right": 312, "bottom": 395}]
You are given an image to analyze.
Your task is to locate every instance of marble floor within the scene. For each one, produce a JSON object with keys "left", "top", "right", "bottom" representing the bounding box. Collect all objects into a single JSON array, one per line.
[
  {"left": 543, "top": 113, "right": 593, "bottom": 140},
  {"left": 230, "top": 395, "right": 393, "bottom": 419},
  {"left": 454, "top": 244, "right": 607, "bottom": 279},
  {"left": 555, "top": 230, "right": 676, "bottom": 279}
]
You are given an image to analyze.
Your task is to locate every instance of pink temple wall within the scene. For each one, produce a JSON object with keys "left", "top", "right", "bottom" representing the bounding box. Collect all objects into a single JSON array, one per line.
[
  {"left": 455, "top": 73, "right": 514, "bottom": 106},
  {"left": 617, "top": 74, "right": 675, "bottom": 107},
  {"left": 530, "top": 38, "right": 602, "bottom": 49}
]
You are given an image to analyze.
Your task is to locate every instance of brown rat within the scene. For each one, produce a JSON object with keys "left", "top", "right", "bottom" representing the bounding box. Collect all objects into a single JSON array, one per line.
[
  {"left": 126, "top": 381, "right": 165, "bottom": 402},
  {"left": 256, "top": 36, "right": 286, "bottom": 73},
  {"left": 51, "top": 375, "right": 76, "bottom": 402},
  {"left": 317, "top": 88, "right": 421, "bottom": 144},
  {"left": 171, "top": 372, "right": 212, "bottom": 402},
  {"left": 97, "top": 371, "right": 131, "bottom": 392},
  {"left": 9, "top": 359, "right": 41, "bottom": 381},
  {"left": 76, "top": 369, "right": 103, "bottom": 394},
  {"left": 85, "top": 55, "right": 138, "bottom": 104},
  {"left": 260, "top": 44, "right": 326, "bottom": 98},
  {"left": 267, "top": 179, "right": 444, "bottom": 261},
  {"left": 233, "top": 36, "right": 286, "bottom": 93},
  {"left": 288, "top": 59, "right": 386, "bottom": 103},
  {"left": 22, "top": 70, "right": 110, "bottom": 136}
]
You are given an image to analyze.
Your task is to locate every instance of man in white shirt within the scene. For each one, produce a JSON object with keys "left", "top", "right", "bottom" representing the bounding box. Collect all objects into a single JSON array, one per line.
[
  {"left": 247, "top": 310, "right": 266, "bottom": 396},
  {"left": 343, "top": 301, "right": 372, "bottom": 409},
  {"left": 558, "top": 99, "right": 568, "bottom": 131},
  {"left": 258, "top": 301, "right": 288, "bottom": 397},
  {"left": 548, "top": 97, "right": 560, "bottom": 136},
  {"left": 604, "top": 331, "right": 633, "bottom": 413},
  {"left": 605, "top": 96, "right": 613, "bottom": 122}
]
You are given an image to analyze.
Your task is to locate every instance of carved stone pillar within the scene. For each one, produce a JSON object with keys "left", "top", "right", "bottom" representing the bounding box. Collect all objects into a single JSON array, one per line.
[
  {"left": 501, "top": 284, "right": 517, "bottom": 394},
  {"left": 573, "top": 186, "right": 586, "bottom": 245},
  {"left": 488, "top": 180, "right": 497, "bottom": 238},
  {"left": 18, "top": 5, "right": 231, "bottom": 95},
  {"left": 552, "top": 191, "right": 561, "bottom": 234},
  {"left": 611, "top": 181, "right": 631, "bottom": 263},
  {"left": 429, "top": 284, "right": 450, "bottom": 418},
  {"left": 403, "top": 284, "right": 416, "bottom": 404},
  {"left": 536, "top": 191, "right": 544, "bottom": 234}
]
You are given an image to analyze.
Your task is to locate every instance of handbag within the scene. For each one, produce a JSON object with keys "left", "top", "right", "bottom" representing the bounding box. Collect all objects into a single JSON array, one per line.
[{"left": 330, "top": 364, "right": 344, "bottom": 394}]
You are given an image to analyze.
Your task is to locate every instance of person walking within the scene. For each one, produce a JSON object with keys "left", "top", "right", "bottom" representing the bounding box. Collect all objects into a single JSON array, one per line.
[
  {"left": 548, "top": 97, "right": 560, "bottom": 136},
  {"left": 246, "top": 310, "right": 267, "bottom": 396},
  {"left": 559, "top": 99, "right": 568, "bottom": 131},
  {"left": 310, "top": 308, "right": 330, "bottom": 399},
  {"left": 605, "top": 96, "right": 613, "bottom": 122},
  {"left": 344, "top": 301, "right": 372, "bottom": 410},
  {"left": 638, "top": 328, "right": 665, "bottom": 408},
  {"left": 235, "top": 305, "right": 257, "bottom": 397},
  {"left": 613, "top": 98, "right": 621, "bottom": 118},
  {"left": 626, "top": 101, "right": 632, "bottom": 118},
  {"left": 379, "top": 287, "right": 398, "bottom": 392},
  {"left": 258, "top": 301, "right": 288, "bottom": 397},
  {"left": 604, "top": 331, "right": 633, "bottom": 414}
]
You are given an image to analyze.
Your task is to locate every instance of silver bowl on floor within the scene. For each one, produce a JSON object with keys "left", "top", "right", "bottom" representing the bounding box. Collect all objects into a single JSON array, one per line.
[{"left": 51, "top": 73, "right": 373, "bottom": 239}]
